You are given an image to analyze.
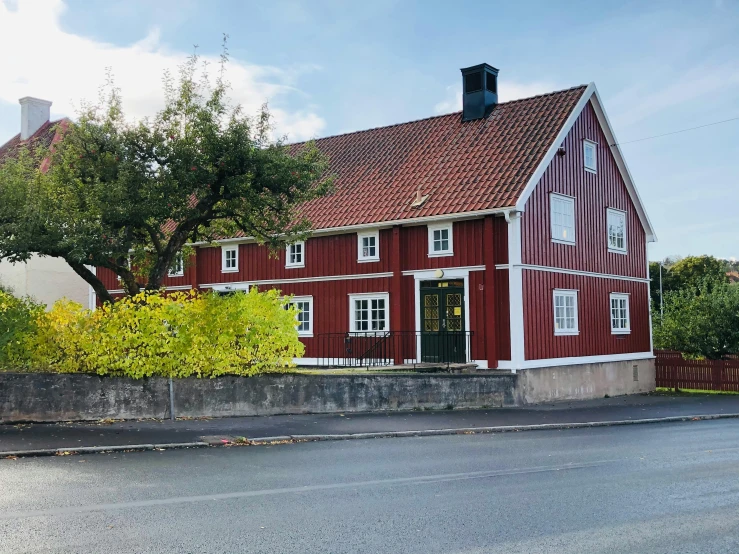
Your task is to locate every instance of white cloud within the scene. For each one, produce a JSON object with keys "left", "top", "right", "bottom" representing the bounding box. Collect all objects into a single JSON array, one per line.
[
  {"left": 433, "top": 80, "right": 558, "bottom": 114},
  {"left": 606, "top": 61, "right": 739, "bottom": 129},
  {"left": 0, "top": 0, "right": 326, "bottom": 141}
]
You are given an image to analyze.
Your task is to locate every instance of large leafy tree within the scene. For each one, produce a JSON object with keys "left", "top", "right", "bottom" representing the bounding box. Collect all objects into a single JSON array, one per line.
[
  {"left": 653, "top": 280, "right": 739, "bottom": 359},
  {"left": 0, "top": 45, "right": 332, "bottom": 303},
  {"left": 649, "top": 255, "right": 729, "bottom": 308}
]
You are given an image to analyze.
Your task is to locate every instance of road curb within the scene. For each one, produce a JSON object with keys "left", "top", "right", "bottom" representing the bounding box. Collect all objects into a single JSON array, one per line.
[{"left": 3, "top": 413, "right": 738, "bottom": 458}]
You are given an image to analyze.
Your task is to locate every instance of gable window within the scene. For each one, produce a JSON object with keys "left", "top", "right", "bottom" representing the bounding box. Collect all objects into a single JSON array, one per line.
[
  {"left": 286, "top": 296, "right": 313, "bottom": 337},
  {"left": 357, "top": 231, "right": 380, "bottom": 262},
  {"left": 553, "top": 289, "right": 579, "bottom": 335},
  {"left": 550, "top": 194, "right": 576, "bottom": 245},
  {"left": 428, "top": 223, "right": 453, "bottom": 257},
  {"left": 349, "top": 293, "right": 389, "bottom": 333},
  {"left": 610, "top": 293, "right": 630, "bottom": 334},
  {"left": 584, "top": 140, "right": 597, "bottom": 173},
  {"left": 607, "top": 208, "right": 627, "bottom": 253},
  {"left": 286, "top": 241, "right": 305, "bottom": 268},
  {"left": 222, "top": 246, "right": 239, "bottom": 273},
  {"left": 168, "top": 252, "right": 184, "bottom": 277}
]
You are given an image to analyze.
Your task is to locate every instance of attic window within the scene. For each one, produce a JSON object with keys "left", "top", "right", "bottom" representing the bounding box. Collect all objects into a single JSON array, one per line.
[
  {"left": 486, "top": 73, "right": 497, "bottom": 93},
  {"left": 464, "top": 72, "right": 483, "bottom": 93}
]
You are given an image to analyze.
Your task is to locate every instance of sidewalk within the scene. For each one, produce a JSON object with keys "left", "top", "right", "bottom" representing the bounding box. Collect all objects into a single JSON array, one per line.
[{"left": 2, "top": 393, "right": 739, "bottom": 456}]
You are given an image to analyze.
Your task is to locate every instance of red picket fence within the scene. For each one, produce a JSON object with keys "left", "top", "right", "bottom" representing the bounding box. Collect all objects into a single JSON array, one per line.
[{"left": 655, "top": 350, "right": 739, "bottom": 391}]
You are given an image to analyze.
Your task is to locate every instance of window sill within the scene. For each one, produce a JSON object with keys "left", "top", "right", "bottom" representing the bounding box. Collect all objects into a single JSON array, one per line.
[
  {"left": 297, "top": 333, "right": 314, "bottom": 338},
  {"left": 608, "top": 248, "right": 628, "bottom": 256},
  {"left": 357, "top": 258, "right": 380, "bottom": 263},
  {"left": 285, "top": 264, "right": 305, "bottom": 269},
  {"left": 611, "top": 330, "right": 631, "bottom": 335},
  {"left": 221, "top": 268, "right": 239, "bottom": 273},
  {"left": 428, "top": 252, "right": 454, "bottom": 258},
  {"left": 551, "top": 239, "right": 576, "bottom": 246},
  {"left": 584, "top": 167, "right": 597, "bottom": 174},
  {"left": 168, "top": 274, "right": 184, "bottom": 278},
  {"left": 554, "top": 331, "right": 580, "bottom": 336}
]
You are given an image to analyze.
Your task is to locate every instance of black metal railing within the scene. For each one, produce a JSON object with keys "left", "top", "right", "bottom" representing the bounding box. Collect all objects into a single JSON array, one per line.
[{"left": 314, "top": 331, "right": 473, "bottom": 368}]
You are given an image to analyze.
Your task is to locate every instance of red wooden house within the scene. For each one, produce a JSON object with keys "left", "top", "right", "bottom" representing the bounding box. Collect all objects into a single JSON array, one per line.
[{"left": 97, "top": 63, "right": 657, "bottom": 392}]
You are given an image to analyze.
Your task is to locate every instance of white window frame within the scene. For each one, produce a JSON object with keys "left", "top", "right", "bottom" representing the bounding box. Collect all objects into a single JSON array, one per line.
[
  {"left": 168, "top": 252, "right": 184, "bottom": 277},
  {"left": 427, "top": 223, "right": 453, "bottom": 257},
  {"left": 553, "top": 289, "right": 579, "bottom": 336},
  {"left": 221, "top": 246, "right": 239, "bottom": 273},
  {"left": 610, "top": 293, "right": 631, "bottom": 334},
  {"left": 349, "top": 292, "right": 390, "bottom": 334},
  {"left": 550, "top": 193, "right": 576, "bottom": 245},
  {"left": 606, "top": 208, "right": 627, "bottom": 254},
  {"left": 583, "top": 140, "right": 597, "bottom": 173},
  {"left": 286, "top": 241, "right": 305, "bottom": 268},
  {"left": 357, "top": 230, "right": 380, "bottom": 262},
  {"left": 286, "top": 295, "right": 313, "bottom": 337}
]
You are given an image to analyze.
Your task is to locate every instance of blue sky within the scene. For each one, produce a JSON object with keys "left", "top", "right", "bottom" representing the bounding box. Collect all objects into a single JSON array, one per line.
[{"left": 1, "top": 0, "right": 737, "bottom": 261}]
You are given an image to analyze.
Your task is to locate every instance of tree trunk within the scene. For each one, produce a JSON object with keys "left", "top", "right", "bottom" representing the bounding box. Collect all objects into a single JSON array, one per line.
[{"left": 66, "top": 260, "right": 114, "bottom": 305}]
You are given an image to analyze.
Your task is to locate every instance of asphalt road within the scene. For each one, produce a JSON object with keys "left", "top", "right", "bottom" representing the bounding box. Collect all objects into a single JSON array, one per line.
[{"left": 1, "top": 420, "right": 739, "bottom": 553}]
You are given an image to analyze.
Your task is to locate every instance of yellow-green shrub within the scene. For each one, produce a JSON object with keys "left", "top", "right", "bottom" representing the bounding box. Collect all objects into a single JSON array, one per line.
[
  {"left": 0, "top": 288, "right": 44, "bottom": 367},
  {"left": 23, "top": 289, "right": 303, "bottom": 378}
]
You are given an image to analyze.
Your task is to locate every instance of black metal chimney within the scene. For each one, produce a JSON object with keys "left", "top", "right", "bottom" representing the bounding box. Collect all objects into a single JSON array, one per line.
[{"left": 460, "top": 64, "right": 499, "bottom": 121}]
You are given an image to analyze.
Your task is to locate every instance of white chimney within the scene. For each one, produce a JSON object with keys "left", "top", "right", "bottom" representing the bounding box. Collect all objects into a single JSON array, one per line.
[{"left": 19, "top": 97, "right": 52, "bottom": 140}]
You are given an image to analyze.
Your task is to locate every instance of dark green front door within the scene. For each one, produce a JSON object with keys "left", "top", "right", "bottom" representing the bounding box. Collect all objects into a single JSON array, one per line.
[{"left": 420, "top": 280, "right": 466, "bottom": 363}]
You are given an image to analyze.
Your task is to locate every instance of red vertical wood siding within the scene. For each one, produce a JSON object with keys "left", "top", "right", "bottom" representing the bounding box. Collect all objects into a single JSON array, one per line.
[
  {"left": 494, "top": 269, "right": 511, "bottom": 360},
  {"left": 97, "top": 253, "right": 197, "bottom": 292},
  {"left": 255, "top": 277, "right": 392, "bottom": 358},
  {"left": 492, "top": 216, "right": 508, "bottom": 265},
  {"left": 521, "top": 102, "right": 646, "bottom": 278},
  {"left": 523, "top": 270, "right": 650, "bottom": 360},
  {"left": 399, "top": 219, "right": 484, "bottom": 271},
  {"left": 197, "top": 229, "right": 394, "bottom": 285}
]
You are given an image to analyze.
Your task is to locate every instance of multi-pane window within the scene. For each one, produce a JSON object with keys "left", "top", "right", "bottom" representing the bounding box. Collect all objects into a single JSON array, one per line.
[
  {"left": 428, "top": 223, "right": 453, "bottom": 256},
  {"left": 607, "top": 209, "right": 627, "bottom": 253},
  {"left": 286, "top": 296, "right": 312, "bottom": 336},
  {"left": 550, "top": 194, "right": 576, "bottom": 244},
  {"left": 350, "top": 294, "right": 388, "bottom": 332},
  {"left": 286, "top": 241, "right": 305, "bottom": 268},
  {"left": 222, "top": 246, "right": 238, "bottom": 272},
  {"left": 553, "top": 289, "right": 578, "bottom": 335},
  {"left": 584, "top": 140, "right": 597, "bottom": 172},
  {"left": 610, "top": 293, "right": 630, "bottom": 334},
  {"left": 168, "top": 252, "right": 184, "bottom": 277},
  {"left": 358, "top": 231, "right": 379, "bottom": 262}
]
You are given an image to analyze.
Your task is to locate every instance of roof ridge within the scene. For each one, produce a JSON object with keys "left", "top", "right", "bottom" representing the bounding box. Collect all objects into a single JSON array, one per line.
[{"left": 291, "top": 84, "right": 588, "bottom": 146}]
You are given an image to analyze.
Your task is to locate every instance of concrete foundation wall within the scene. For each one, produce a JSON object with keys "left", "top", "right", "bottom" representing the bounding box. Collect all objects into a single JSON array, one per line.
[
  {"left": 515, "top": 358, "right": 656, "bottom": 405},
  {"left": 0, "top": 357, "right": 655, "bottom": 423},
  {"left": 0, "top": 372, "right": 519, "bottom": 423}
]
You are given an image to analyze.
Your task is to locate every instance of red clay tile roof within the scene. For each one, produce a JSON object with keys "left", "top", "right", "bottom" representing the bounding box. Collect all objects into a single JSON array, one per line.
[
  {"left": 294, "top": 85, "right": 587, "bottom": 230},
  {"left": 0, "top": 119, "right": 69, "bottom": 165},
  {"left": 1, "top": 87, "right": 587, "bottom": 236}
]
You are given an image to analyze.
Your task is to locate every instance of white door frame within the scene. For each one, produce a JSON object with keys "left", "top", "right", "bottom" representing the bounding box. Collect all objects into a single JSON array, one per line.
[{"left": 409, "top": 267, "right": 476, "bottom": 363}]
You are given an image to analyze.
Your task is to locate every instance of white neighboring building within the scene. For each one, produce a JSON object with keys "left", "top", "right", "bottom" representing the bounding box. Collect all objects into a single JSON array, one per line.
[
  {"left": 0, "top": 255, "right": 91, "bottom": 308},
  {"left": 0, "top": 97, "right": 91, "bottom": 309}
]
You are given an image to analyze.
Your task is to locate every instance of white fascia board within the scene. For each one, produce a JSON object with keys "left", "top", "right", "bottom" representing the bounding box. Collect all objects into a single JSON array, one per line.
[
  {"left": 514, "top": 83, "right": 656, "bottom": 244},
  {"left": 514, "top": 83, "right": 596, "bottom": 212}
]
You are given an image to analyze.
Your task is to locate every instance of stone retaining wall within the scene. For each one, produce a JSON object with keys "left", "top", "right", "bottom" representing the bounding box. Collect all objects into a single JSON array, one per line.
[{"left": 0, "top": 372, "right": 519, "bottom": 423}]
